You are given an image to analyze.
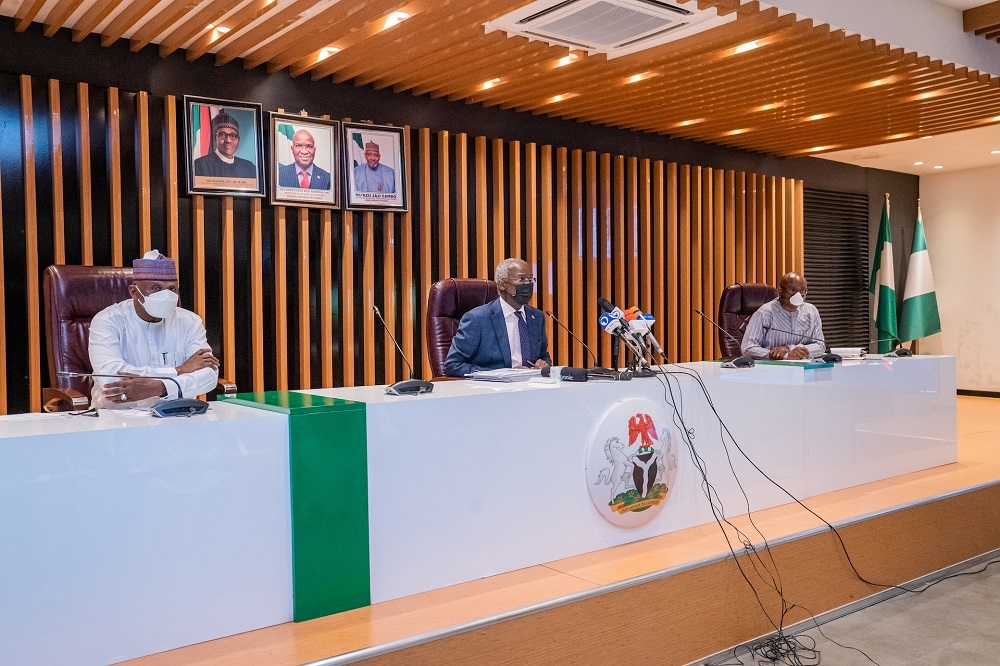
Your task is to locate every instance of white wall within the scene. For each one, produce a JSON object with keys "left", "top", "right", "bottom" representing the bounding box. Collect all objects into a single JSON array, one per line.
[{"left": 920, "top": 165, "right": 1000, "bottom": 391}]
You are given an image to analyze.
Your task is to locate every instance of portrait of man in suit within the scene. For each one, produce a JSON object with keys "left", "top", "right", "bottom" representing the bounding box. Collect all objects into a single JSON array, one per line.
[
  {"left": 277, "top": 129, "right": 331, "bottom": 190},
  {"left": 270, "top": 114, "right": 340, "bottom": 208},
  {"left": 444, "top": 258, "right": 552, "bottom": 377}
]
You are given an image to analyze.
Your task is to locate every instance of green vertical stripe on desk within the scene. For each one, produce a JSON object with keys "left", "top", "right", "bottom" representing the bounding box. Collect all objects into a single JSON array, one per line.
[{"left": 222, "top": 391, "right": 370, "bottom": 620}]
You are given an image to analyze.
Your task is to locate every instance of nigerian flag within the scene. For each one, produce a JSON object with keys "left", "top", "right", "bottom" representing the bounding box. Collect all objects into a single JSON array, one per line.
[
  {"left": 899, "top": 208, "right": 941, "bottom": 341},
  {"left": 275, "top": 122, "right": 296, "bottom": 169},
  {"left": 869, "top": 195, "right": 898, "bottom": 353}
]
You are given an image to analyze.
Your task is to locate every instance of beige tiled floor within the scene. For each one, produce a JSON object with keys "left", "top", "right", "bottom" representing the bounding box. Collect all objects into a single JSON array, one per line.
[{"left": 124, "top": 396, "right": 1000, "bottom": 666}]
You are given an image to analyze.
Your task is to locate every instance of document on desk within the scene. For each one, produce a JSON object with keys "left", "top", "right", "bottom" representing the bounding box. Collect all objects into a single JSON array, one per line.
[{"left": 468, "top": 368, "right": 542, "bottom": 382}]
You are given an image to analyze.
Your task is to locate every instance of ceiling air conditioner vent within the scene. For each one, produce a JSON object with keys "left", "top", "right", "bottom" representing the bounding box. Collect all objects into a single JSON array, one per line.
[{"left": 485, "top": 0, "right": 735, "bottom": 59}]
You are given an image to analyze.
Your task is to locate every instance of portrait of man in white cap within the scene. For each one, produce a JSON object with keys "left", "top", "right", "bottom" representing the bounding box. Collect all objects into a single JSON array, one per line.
[
  {"left": 352, "top": 139, "right": 396, "bottom": 193},
  {"left": 193, "top": 109, "right": 258, "bottom": 179}
]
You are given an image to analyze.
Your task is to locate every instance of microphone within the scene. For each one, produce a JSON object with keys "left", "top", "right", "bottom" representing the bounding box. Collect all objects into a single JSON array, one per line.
[
  {"left": 866, "top": 337, "right": 913, "bottom": 357},
  {"left": 540, "top": 366, "right": 589, "bottom": 382},
  {"left": 373, "top": 305, "right": 434, "bottom": 396},
  {"left": 757, "top": 323, "right": 841, "bottom": 363},
  {"left": 623, "top": 306, "right": 666, "bottom": 359},
  {"left": 693, "top": 309, "right": 755, "bottom": 368},
  {"left": 597, "top": 297, "right": 650, "bottom": 367},
  {"left": 58, "top": 371, "right": 209, "bottom": 417},
  {"left": 543, "top": 310, "right": 603, "bottom": 370}
]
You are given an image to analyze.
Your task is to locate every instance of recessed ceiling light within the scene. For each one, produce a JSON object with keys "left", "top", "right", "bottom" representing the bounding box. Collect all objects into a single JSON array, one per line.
[
  {"left": 804, "top": 113, "right": 834, "bottom": 122},
  {"left": 547, "top": 93, "right": 579, "bottom": 104},
  {"left": 726, "top": 128, "right": 750, "bottom": 136},
  {"left": 754, "top": 102, "right": 785, "bottom": 112},
  {"left": 886, "top": 133, "right": 914, "bottom": 140},
  {"left": 810, "top": 146, "right": 833, "bottom": 152},
  {"left": 482, "top": 77, "right": 502, "bottom": 90},
  {"left": 933, "top": 165, "right": 943, "bottom": 169},
  {"left": 215, "top": 26, "right": 230, "bottom": 34},
  {"left": 555, "top": 53, "right": 580, "bottom": 68},
  {"left": 913, "top": 161, "right": 923, "bottom": 166},
  {"left": 625, "top": 71, "right": 658, "bottom": 84},
  {"left": 675, "top": 118, "right": 705, "bottom": 127},
  {"left": 734, "top": 40, "right": 760, "bottom": 55},
  {"left": 992, "top": 150, "right": 1000, "bottom": 155},
  {"left": 318, "top": 46, "right": 340, "bottom": 60},
  {"left": 383, "top": 11, "right": 409, "bottom": 30},
  {"left": 922, "top": 135, "right": 933, "bottom": 140}
]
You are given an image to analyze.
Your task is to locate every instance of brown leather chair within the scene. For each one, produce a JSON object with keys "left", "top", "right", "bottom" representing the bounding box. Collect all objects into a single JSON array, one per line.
[
  {"left": 717, "top": 282, "right": 779, "bottom": 358},
  {"left": 425, "top": 278, "right": 498, "bottom": 379},
  {"left": 42, "top": 265, "right": 236, "bottom": 412}
]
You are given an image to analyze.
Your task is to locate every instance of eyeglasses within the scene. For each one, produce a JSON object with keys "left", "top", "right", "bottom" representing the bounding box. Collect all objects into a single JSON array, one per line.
[
  {"left": 215, "top": 131, "right": 240, "bottom": 142},
  {"left": 509, "top": 276, "right": 536, "bottom": 285}
]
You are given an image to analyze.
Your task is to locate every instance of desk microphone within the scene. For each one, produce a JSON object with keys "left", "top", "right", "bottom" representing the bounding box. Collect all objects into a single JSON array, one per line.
[
  {"left": 866, "top": 337, "right": 914, "bottom": 357},
  {"left": 544, "top": 310, "right": 609, "bottom": 372},
  {"left": 59, "top": 371, "right": 209, "bottom": 417},
  {"left": 758, "top": 323, "right": 841, "bottom": 363},
  {"left": 693, "top": 309, "right": 755, "bottom": 368},
  {"left": 372, "top": 305, "right": 434, "bottom": 396}
]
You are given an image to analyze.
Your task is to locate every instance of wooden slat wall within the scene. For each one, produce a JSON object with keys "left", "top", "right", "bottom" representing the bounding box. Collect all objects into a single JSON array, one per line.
[{"left": 1, "top": 78, "right": 805, "bottom": 413}]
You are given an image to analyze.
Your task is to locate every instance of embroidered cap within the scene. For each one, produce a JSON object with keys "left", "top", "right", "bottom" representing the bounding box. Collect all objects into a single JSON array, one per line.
[
  {"left": 364, "top": 140, "right": 380, "bottom": 151},
  {"left": 132, "top": 250, "right": 177, "bottom": 281},
  {"left": 212, "top": 110, "right": 240, "bottom": 136}
]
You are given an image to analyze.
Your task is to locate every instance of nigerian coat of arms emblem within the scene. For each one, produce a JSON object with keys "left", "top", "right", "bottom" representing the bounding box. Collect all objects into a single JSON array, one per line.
[{"left": 585, "top": 398, "right": 679, "bottom": 527}]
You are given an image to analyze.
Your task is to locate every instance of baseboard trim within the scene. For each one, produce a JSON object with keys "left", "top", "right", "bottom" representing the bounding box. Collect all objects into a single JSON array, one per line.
[{"left": 958, "top": 389, "right": 1000, "bottom": 398}]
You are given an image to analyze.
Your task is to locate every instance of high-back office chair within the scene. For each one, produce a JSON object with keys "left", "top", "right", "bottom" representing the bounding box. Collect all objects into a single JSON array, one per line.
[
  {"left": 425, "top": 278, "right": 498, "bottom": 379},
  {"left": 716, "top": 282, "right": 779, "bottom": 358},
  {"left": 42, "top": 265, "right": 236, "bottom": 412}
]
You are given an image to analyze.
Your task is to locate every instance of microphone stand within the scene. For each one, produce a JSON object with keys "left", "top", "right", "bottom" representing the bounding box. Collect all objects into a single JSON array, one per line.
[
  {"left": 693, "top": 309, "right": 755, "bottom": 368},
  {"left": 544, "top": 310, "right": 616, "bottom": 378},
  {"left": 373, "top": 306, "right": 434, "bottom": 395}
]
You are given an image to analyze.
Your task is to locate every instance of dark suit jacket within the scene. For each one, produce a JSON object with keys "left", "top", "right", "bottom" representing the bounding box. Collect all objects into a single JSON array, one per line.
[
  {"left": 277, "top": 162, "right": 332, "bottom": 190},
  {"left": 444, "top": 299, "right": 551, "bottom": 377}
]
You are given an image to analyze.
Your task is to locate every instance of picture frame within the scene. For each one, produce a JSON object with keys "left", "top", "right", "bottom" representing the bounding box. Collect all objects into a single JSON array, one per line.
[
  {"left": 269, "top": 113, "right": 341, "bottom": 209},
  {"left": 342, "top": 122, "right": 408, "bottom": 212},
  {"left": 183, "top": 95, "right": 265, "bottom": 197}
]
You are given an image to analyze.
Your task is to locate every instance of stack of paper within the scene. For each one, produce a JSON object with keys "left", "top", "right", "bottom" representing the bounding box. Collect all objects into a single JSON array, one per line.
[{"left": 468, "top": 368, "right": 542, "bottom": 382}]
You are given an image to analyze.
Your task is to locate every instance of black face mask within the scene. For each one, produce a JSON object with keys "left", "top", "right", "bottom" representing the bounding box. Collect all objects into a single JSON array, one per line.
[{"left": 511, "top": 283, "right": 534, "bottom": 307}]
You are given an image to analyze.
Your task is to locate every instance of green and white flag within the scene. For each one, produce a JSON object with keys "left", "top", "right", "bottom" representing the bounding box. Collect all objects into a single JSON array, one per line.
[
  {"left": 869, "top": 195, "right": 898, "bottom": 353},
  {"left": 274, "top": 122, "right": 296, "bottom": 169},
  {"left": 899, "top": 208, "right": 941, "bottom": 341}
]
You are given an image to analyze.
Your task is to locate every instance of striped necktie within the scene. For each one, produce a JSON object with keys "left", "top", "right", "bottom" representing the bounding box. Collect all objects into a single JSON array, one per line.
[{"left": 515, "top": 310, "right": 533, "bottom": 365}]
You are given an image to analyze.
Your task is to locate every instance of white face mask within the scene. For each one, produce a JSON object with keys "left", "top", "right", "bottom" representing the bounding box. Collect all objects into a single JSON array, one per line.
[
  {"left": 136, "top": 287, "right": 179, "bottom": 319},
  {"left": 789, "top": 291, "right": 805, "bottom": 307}
]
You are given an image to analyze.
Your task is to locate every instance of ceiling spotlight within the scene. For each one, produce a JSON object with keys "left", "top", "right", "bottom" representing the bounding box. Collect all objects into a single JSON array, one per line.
[
  {"left": 734, "top": 40, "right": 759, "bottom": 55},
  {"left": 804, "top": 113, "right": 833, "bottom": 122},
  {"left": 383, "top": 11, "right": 410, "bottom": 30},
  {"left": 547, "top": 93, "right": 579, "bottom": 104},
  {"left": 933, "top": 165, "right": 943, "bottom": 169},
  {"left": 318, "top": 46, "right": 340, "bottom": 61},
  {"left": 992, "top": 150, "right": 1000, "bottom": 155},
  {"left": 675, "top": 118, "right": 705, "bottom": 127},
  {"left": 754, "top": 102, "right": 785, "bottom": 112},
  {"left": 555, "top": 53, "right": 580, "bottom": 68},
  {"left": 922, "top": 135, "right": 933, "bottom": 140},
  {"left": 626, "top": 71, "right": 658, "bottom": 84},
  {"left": 726, "top": 128, "right": 750, "bottom": 136},
  {"left": 482, "top": 77, "right": 503, "bottom": 90},
  {"left": 913, "top": 161, "right": 923, "bottom": 166}
]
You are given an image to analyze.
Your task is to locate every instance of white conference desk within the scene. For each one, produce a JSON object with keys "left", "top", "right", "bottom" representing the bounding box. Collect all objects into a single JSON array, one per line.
[{"left": 0, "top": 357, "right": 956, "bottom": 665}]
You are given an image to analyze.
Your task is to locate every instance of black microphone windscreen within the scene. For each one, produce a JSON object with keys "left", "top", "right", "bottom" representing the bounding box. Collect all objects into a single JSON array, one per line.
[{"left": 598, "top": 297, "right": 615, "bottom": 313}]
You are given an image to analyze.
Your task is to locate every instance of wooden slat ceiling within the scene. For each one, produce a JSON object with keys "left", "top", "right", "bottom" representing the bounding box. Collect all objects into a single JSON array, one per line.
[{"left": 6, "top": 0, "right": 1000, "bottom": 156}]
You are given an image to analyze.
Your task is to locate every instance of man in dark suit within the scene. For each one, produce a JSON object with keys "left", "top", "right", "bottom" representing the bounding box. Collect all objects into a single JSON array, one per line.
[
  {"left": 444, "top": 258, "right": 552, "bottom": 377},
  {"left": 277, "top": 129, "right": 331, "bottom": 190}
]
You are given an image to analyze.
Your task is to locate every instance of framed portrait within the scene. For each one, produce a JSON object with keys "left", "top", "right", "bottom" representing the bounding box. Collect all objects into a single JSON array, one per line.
[
  {"left": 343, "top": 122, "right": 408, "bottom": 212},
  {"left": 270, "top": 113, "right": 340, "bottom": 209},
  {"left": 183, "top": 96, "right": 265, "bottom": 197}
]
